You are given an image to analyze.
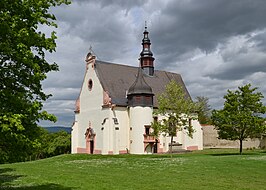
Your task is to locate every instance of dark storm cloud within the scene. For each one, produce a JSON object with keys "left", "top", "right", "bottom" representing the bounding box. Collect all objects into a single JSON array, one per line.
[
  {"left": 44, "top": 87, "right": 80, "bottom": 100},
  {"left": 251, "top": 30, "right": 266, "bottom": 51},
  {"left": 209, "top": 51, "right": 266, "bottom": 80},
  {"left": 52, "top": 1, "right": 140, "bottom": 65},
  {"left": 151, "top": 0, "right": 266, "bottom": 67},
  {"left": 87, "top": 0, "right": 148, "bottom": 9},
  {"left": 40, "top": 99, "right": 75, "bottom": 127},
  {"left": 40, "top": 113, "right": 74, "bottom": 127}
]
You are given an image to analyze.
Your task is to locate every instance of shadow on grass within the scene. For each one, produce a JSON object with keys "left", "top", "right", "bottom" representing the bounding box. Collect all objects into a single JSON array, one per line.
[
  {"left": 0, "top": 168, "right": 22, "bottom": 187},
  {"left": 209, "top": 151, "right": 265, "bottom": 156},
  {"left": 0, "top": 184, "right": 74, "bottom": 190},
  {"left": 209, "top": 153, "right": 241, "bottom": 156},
  {"left": 0, "top": 168, "right": 74, "bottom": 190}
]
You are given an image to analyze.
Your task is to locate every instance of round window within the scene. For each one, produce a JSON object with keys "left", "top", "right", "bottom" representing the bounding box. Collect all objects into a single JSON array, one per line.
[{"left": 88, "top": 79, "right": 93, "bottom": 91}]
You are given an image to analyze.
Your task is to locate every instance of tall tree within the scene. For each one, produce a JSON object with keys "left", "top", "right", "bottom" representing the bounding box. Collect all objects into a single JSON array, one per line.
[
  {"left": 195, "top": 96, "right": 212, "bottom": 124},
  {"left": 212, "top": 84, "right": 266, "bottom": 154},
  {"left": 0, "top": 0, "right": 70, "bottom": 163},
  {"left": 151, "top": 80, "right": 197, "bottom": 155}
]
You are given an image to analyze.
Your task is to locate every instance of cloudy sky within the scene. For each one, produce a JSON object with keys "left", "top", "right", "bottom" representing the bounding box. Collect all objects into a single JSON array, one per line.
[{"left": 41, "top": 0, "right": 266, "bottom": 127}]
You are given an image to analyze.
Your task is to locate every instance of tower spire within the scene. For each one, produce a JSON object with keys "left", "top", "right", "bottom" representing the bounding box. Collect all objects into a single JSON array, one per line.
[
  {"left": 145, "top": 21, "right": 147, "bottom": 30},
  {"left": 139, "top": 23, "right": 155, "bottom": 76}
]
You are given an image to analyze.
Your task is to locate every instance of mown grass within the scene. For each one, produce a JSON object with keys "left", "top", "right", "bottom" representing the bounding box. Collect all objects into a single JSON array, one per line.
[{"left": 0, "top": 149, "right": 265, "bottom": 190}]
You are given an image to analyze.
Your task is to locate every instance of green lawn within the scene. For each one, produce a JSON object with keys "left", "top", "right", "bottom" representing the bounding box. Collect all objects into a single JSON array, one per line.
[{"left": 0, "top": 149, "right": 265, "bottom": 190}]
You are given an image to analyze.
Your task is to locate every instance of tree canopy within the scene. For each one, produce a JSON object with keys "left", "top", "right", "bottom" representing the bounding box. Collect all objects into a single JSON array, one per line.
[
  {"left": 195, "top": 96, "right": 212, "bottom": 124},
  {"left": 0, "top": 0, "right": 70, "bottom": 163},
  {"left": 33, "top": 128, "right": 71, "bottom": 159},
  {"left": 151, "top": 80, "right": 197, "bottom": 154},
  {"left": 212, "top": 84, "right": 266, "bottom": 154}
]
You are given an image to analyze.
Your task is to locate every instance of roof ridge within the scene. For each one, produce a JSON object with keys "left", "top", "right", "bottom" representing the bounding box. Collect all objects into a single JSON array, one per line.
[
  {"left": 95, "top": 60, "right": 138, "bottom": 69},
  {"left": 95, "top": 60, "right": 182, "bottom": 75}
]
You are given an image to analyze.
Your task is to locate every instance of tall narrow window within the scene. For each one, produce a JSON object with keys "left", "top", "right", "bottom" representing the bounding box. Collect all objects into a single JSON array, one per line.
[
  {"left": 88, "top": 79, "right": 93, "bottom": 91},
  {"left": 145, "top": 125, "right": 151, "bottom": 135}
]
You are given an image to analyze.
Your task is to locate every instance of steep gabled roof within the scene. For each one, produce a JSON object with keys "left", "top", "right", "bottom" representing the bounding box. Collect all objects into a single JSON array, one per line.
[{"left": 95, "top": 60, "right": 191, "bottom": 107}]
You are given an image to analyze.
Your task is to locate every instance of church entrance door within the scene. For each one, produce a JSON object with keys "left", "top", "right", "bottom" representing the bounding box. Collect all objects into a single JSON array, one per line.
[
  {"left": 85, "top": 126, "right": 96, "bottom": 154},
  {"left": 90, "top": 140, "right": 94, "bottom": 154}
]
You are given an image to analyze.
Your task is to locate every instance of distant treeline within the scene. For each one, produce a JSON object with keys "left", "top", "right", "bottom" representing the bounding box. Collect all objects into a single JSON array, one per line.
[{"left": 43, "top": 126, "right": 72, "bottom": 134}]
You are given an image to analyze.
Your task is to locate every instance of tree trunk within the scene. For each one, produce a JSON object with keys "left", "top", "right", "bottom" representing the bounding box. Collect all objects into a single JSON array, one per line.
[
  {"left": 240, "top": 139, "right": 243, "bottom": 155},
  {"left": 170, "top": 135, "right": 173, "bottom": 158},
  {"left": 154, "top": 139, "right": 158, "bottom": 153}
]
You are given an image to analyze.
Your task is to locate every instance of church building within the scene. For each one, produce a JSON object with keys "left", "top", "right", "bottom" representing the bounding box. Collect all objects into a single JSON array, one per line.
[{"left": 71, "top": 27, "right": 203, "bottom": 154}]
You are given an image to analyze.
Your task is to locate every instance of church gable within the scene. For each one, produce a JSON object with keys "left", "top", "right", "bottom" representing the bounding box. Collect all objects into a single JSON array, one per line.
[
  {"left": 75, "top": 54, "right": 112, "bottom": 113},
  {"left": 79, "top": 55, "right": 103, "bottom": 112}
]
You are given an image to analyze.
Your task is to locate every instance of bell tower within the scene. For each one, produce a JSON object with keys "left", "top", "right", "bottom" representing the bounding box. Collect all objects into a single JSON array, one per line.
[
  {"left": 127, "top": 24, "right": 155, "bottom": 154},
  {"left": 139, "top": 24, "right": 155, "bottom": 76}
]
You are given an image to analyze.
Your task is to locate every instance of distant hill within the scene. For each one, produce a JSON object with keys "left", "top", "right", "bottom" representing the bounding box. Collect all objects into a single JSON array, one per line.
[{"left": 43, "top": 126, "right": 71, "bottom": 134}]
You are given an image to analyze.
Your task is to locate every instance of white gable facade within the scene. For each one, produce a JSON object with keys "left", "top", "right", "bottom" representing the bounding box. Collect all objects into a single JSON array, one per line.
[{"left": 72, "top": 56, "right": 131, "bottom": 154}]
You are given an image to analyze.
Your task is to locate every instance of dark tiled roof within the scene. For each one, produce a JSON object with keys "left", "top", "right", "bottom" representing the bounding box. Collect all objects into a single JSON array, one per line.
[
  {"left": 95, "top": 60, "right": 191, "bottom": 107},
  {"left": 127, "top": 68, "right": 153, "bottom": 96}
]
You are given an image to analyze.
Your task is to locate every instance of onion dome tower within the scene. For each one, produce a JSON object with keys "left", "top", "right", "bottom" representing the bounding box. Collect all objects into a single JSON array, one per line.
[
  {"left": 139, "top": 25, "right": 155, "bottom": 76},
  {"left": 127, "top": 68, "right": 154, "bottom": 107},
  {"left": 127, "top": 26, "right": 154, "bottom": 154}
]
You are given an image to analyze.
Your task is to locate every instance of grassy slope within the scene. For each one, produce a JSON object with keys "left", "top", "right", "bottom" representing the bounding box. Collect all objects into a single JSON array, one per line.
[{"left": 0, "top": 149, "right": 265, "bottom": 190}]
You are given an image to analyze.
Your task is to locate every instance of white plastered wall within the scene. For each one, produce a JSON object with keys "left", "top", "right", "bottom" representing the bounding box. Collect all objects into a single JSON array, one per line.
[
  {"left": 156, "top": 114, "right": 203, "bottom": 152},
  {"left": 109, "top": 107, "right": 130, "bottom": 154},
  {"left": 182, "top": 120, "right": 203, "bottom": 150},
  {"left": 129, "top": 106, "right": 153, "bottom": 154},
  {"left": 73, "top": 62, "right": 109, "bottom": 153},
  {"left": 71, "top": 120, "right": 78, "bottom": 153}
]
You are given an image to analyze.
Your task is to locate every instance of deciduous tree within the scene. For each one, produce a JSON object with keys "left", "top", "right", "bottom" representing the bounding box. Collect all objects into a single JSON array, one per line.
[
  {"left": 195, "top": 96, "right": 212, "bottom": 124},
  {"left": 0, "top": 0, "right": 70, "bottom": 163},
  {"left": 33, "top": 129, "right": 71, "bottom": 159},
  {"left": 151, "top": 80, "right": 197, "bottom": 155},
  {"left": 212, "top": 84, "right": 266, "bottom": 154}
]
